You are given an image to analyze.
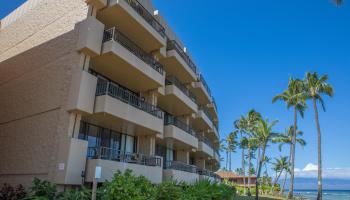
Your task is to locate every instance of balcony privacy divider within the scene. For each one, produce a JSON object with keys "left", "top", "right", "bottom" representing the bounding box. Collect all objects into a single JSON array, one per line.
[
  {"left": 96, "top": 78, "right": 164, "bottom": 119},
  {"left": 165, "top": 76, "right": 197, "bottom": 103},
  {"left": 87, "top": 146, "right": 161, "bottom": 167},
  {"left": 164, "top": 113, "right": 197, "bottom": 137},
  {"left": 123, "top": 0, "right": 166, "bottom": 38},
  {"left": 103, "top": 27, "right": 164, "bottom": 75},
  {"left": 167, "top": 40, "right": 197, "bottom": 74}
]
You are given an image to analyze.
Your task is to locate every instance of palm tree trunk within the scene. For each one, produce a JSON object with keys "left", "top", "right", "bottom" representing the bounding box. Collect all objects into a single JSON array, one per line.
[
  {"left": 256, "top": 146, "right": 261, "bottom": 173},
  {"left": 255, "top": 145, "right": 266, "bottom": 200},
  {"left": 281, "top": 143, "right": 293, "bottom": 196},
  {"left": 242, "top": 144, "right": 246, "bottom": 195},
  {"left": 272, "top": 170, "right": 283, "bottom": 194},
  {"left": 313, "top": 98, "right": 323, "bottom": 200},
  {"left": 226, "top": 150, "right": 229, "bottom": 170},
  {"left": 247, "top": 145, "right": 252, "bottom": 196},
  {"left": 288, "top": 107, "right": 298, "bottom": 199}
]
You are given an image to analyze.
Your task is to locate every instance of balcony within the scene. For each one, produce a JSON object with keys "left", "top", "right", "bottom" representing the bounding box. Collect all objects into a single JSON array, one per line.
[
  {"left": 91, "top": 28, "right": 165, "bottom": 92},
  {"left": 197, "top": 169, "right": 220, "bottom": 182},
  {"left": 207, "top": 97, "right": 218, "bottom": 119},
  {"left": 160, "top": 40, "right": 197, "bottom": 83},
  {"left": 158, "top": 76, "right": 197, "bottom": 116},
  {"left": 191, "top": 74, "right": 212, "bottom": 105},
  {"left": 164, "top": 114, "right": 198, "bottom": 149},
  {"left": 85, "top": 147, "right": 163, "bottom": 184},
  {"left": 97, "top": 0, "right": 166, "bottom": 52},
  {"left": 193, "top": 106, "right": 214, "bottom": 131},
  {"left": 214, "top": 149, "right": 220, "bottom": 163},
  {"left": 93, "top": 78, "right": 164, "bottom": 134},
  {"left": 197, "top": 135, "right": 214, "bottom": 158},
  {"left": 163, "top": 161, "right": 199, "bottom": 183}
]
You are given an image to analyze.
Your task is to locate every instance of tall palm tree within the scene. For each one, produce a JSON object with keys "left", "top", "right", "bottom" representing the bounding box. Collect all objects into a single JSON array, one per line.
[
  {"left": 273, "top": 126, "right": 306, "bottom": 195},
  {"left": 271, "top": 156, "right": 289, "bottom": 193},
  {"left": 227, "top": 131, "right": 238, "bottom": 171},
  {"left": 241, "top": 110, "right": 261, "bottom": 196},
  {"left": 219, "top": 139, "right": 228, "bottom": 170},
  {"left": 304, "top": 72, "right": 334, "bottom": 200},
  {"left": 254, "top": 118, "right": 280, "bottom": 200},
  {"left": 273, "top": 78, "right": 306, "bottom": 199},
  {"left": 239, "top": 136, "right": 248, "bottom": 194}
]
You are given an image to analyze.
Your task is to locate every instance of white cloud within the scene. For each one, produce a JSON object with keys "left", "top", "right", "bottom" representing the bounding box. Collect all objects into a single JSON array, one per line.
[{"left": 294, "top": 163, "right": 350, "bottom": 179}]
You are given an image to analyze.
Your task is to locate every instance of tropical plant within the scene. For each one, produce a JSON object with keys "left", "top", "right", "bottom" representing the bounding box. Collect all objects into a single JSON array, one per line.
[
  {"left": 157, "top": 180, "right": 183, "bottom": 200},
  {"left": 253, "top": 118, "right": 280, "bottom": 200},
  {"left": 24, "top": 177, "right": 57, "bottom": 200},
  {"left": 303, "top": 72, "right": 334, "bottom": 200},
  {"left": 273, "top": 77, "right": 306, "bottom": 199},
  {"left": 0, "top": 183, "right": 26, "bottom": 200},
  {"left": 226, "top": 131, "right": 238, "bottom": 171},
  {"left": 271, "top": 156, "right": 289, "bottom": 193},
  {"left": 56, "top": 186, "right": 92, "bottom": 200},
  {"left": 273, "top": 126, "right": 306, "bottom": 195}
]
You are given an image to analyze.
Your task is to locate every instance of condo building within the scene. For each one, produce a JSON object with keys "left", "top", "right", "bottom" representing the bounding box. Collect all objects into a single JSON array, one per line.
[{"left": 0, "top": 0, "right": 220, "bottom": 188}]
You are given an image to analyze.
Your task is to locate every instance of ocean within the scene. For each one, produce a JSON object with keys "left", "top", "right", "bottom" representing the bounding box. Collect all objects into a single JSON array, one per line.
[{"left": 291, "top": 190, "right": 350, "bottom": 200}]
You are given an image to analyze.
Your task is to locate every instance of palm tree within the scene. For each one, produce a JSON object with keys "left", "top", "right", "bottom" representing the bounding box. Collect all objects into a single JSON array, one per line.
[
  {"left": 238, "top": 136, "right": 248, "bottom": 194},
  {"left": 254, "top": 118, "right": 280, "bottom": 200},
  {"left": 239, "top": 110, "right": 261, "bottom": 196},
  {"left": 219, "top": 139, "right": 228, "bottom": 170},
  {"left": 273, "top": 78, "right": 306, "bottom": 199},
  {"left": 273, "top": 126, "right": 306, "bottom": 195},
  {"left": 227, "top": 131, "right": 238, "bottom": 171},
  {"left": 271, "top": 156, "right": 289, "bottom": 193},
  {"left": 304, "top": 72, "right": 334, "bottom": 200}
]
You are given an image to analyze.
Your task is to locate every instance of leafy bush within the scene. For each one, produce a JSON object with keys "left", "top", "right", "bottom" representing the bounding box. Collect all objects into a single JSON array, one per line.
[
  {"left": 56, "top": 186, "right": 92, "bottom": 200},
  {"left": 101, "top": 169, "right": 157, "bottom": 200},
  {"left": 24, "top": 178, "right": 57, "bottom": 200},
  {"left": 0, "top": 183, "right": 26, "bottom": 200},
  {"left": 157, "top": 180, "right": 183, "bottom": 200}
]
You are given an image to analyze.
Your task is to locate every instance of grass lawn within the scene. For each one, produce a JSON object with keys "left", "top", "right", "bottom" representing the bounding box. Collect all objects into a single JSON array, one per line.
[{"left": 234, "top": 195, "right": 285, "bottom": 200}]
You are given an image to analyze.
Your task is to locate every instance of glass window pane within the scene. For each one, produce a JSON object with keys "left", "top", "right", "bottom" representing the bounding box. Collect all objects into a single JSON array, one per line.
[
  {"left": 125, "top": 136, "right": 134, "bottom": 153},
  {"left": 87, "top": 124, "right": 99, "bottom": 148},
  {"left": 100, "top": 128, "right": 111, "bottom": 148}
]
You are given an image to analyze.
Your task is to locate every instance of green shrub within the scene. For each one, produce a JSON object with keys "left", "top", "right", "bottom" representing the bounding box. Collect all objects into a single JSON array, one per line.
[
  {"left": 24, "top": 178, "right": 57, "bottom": 200},
  {"left": 101, "top": 169, "right": 157, "bottom": 200},
  {"left": 56, "top": 186, "right": 92, "bottom": 200},
  {"left": 157, "top": 180, "right": 183, "bottom": 200},
  {"left": 0, "top": 183, "right": 26, "bottom": 200}
]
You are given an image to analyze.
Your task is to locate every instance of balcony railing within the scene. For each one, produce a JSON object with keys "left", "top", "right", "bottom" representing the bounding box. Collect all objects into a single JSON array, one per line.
[
  {"left": 197, "top": 134, "right": 213, "bottom": 149},
  {"left": 212, "top": 97, "right": 218, "bottom": 111},
  {"left": 197, "top": 169, "right": 220, "bottom": 179},
  {"left": 87, "top": 146, "right": 162, "bottom": 167},
  {"left": 166, "top": 76, "right": 197, "bottom": 103},
  {"left": 199, "top": 74, "right": 211, "bottom": 97},
  {"left": 164, "top": 114, "right": 197, "bottom": 137},
  {"left": 123, "top": 0, "right": 166, "bottom": 38},
  {"left": 96, "top": 78, "right": 164, "bottom": 119},
  {"left": 165, "top": 161, "right": 197, "bottom": 173},
  {"left": 167, "top": 40, "right": 197, "bottom": 74},
  {"left": 103, "top": 27, "right": 164, "bottom": 75},
  {"left": 199, "top": 105, "right": 214, "bottom": 125}
]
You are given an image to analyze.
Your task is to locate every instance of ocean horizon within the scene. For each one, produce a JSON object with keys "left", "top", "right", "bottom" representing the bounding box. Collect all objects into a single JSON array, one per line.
[
  {"left": 281, "top": 178, "right": 350, "bottom": 199},
  {"left": 284, "top": 190, "right": 350, "bottom": 200}
]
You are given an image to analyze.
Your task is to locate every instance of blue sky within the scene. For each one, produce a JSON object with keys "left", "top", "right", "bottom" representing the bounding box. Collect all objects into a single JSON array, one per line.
[{"left": 1, "top": 0, "right": 350, "bottom": 178}]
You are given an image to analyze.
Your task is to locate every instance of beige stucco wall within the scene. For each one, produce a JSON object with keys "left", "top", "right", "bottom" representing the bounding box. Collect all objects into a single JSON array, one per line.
[
  {"left": 163, "top": 169, "right": 199, "bottom": 184},
  {"left": 0, "top": 0, "right": 88, "bottom": 187},
  {"left": 85, "top": 159, "right": 163, "bottom": 184}
]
